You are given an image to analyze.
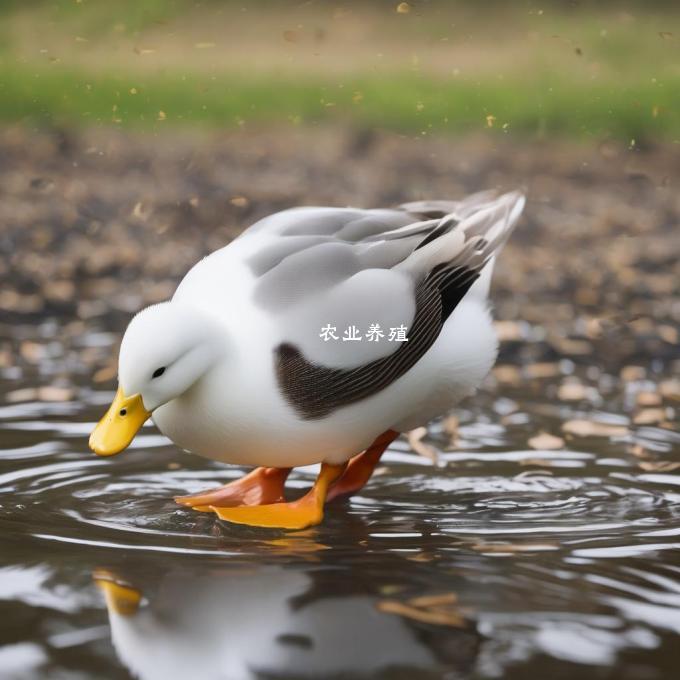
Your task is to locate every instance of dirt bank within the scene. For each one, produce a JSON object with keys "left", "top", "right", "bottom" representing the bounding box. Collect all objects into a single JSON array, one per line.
[{"left": 0, "top": 125, "right": 677, "bottom": 376}]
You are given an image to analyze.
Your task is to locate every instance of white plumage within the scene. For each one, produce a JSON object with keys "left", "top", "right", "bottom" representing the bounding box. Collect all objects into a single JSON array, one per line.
[{"left": 91, "top": 189, "right": 525, "bottom": 527}]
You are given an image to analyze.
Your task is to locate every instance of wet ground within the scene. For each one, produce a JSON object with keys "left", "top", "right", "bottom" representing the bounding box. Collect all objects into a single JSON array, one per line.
[{"left": 0, "top": 126, "right": 678, "bottom": 679}]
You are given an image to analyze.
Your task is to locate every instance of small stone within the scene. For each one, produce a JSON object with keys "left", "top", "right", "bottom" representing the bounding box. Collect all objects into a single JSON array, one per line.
[
  {"left": 636, "top": 391, "right": 662, "bottom": 407},
  {"left": 525, "top": 363, "right": 561, "bottom": 379},
  {"left": 38, "top": 386, "right": 74, "bottom": 402},
  {"left": 93, "top": 365, "right": 117, "bottom": 383},
  {"left": 528, "top": 432, "right": 565, "bottom": 450},
  {"left": 620, "top": 365, "right": 646, "bottom": 381},
  {"left": 494, "top": 320, "right": 523, "bottom": 342},
  {"left": 659, "top": 380, "right": 680, "bottom": 402},
  {"left": 493, "top": 365, "right": 522, "bottom": 384},
  {"left": 557, "top": 382, "right": 589, "bottom": 401}
]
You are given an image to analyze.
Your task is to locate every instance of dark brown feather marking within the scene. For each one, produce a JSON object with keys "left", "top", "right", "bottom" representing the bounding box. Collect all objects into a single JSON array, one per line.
[{"left": 274, "top": 266, "right": 479, "bottom": 420}]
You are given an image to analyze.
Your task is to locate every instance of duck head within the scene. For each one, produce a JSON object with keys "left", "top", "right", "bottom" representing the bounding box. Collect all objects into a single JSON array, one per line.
[{"left": 89, "top": 302, "right": 225, "bottom": 456}]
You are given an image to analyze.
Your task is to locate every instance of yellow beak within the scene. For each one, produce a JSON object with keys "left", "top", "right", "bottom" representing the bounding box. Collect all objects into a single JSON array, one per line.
[
  {"left": 89, "top": 386, "right": 151, "bottom": 456},
  {"left": 93, "top": 569, "right": 142, "bottom": 617}
]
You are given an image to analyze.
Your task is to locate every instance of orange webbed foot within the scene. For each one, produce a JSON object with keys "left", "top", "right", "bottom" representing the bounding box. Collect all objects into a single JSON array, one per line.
[
  {"left": 212, "top": 462, "right": 346, "bottom": 529},
  {"left": 327, "top": 430, "right": 398, "bottom": 502},
  {"left": 175, "top": 466, "right": 291, "bottom": 511}
]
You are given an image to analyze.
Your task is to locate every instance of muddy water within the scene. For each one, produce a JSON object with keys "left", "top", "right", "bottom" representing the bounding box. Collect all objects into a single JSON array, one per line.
[{"left": 0, "top": 324, "right": 679, "bottom": 680}]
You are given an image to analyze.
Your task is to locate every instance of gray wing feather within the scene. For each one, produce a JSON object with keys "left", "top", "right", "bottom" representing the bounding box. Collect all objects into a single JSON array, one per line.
[{"left": 241, "top": 193, "right": 525, "bottom": 419}]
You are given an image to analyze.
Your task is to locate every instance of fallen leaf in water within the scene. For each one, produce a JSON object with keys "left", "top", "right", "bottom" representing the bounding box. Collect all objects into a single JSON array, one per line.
[
  {"left": 634, "top": 408, "right": 668, "bottom": 425},
  {"left": 519, "top": 458, "right": 558, "bottom": 467},
  {"left": 409, "top": 593, "right": 458, "bottom": 608},
  {"left": 230, "top": 196, "right": 249, "bottom": 208},
  {"left": 471, "top": 541, "right": 558, "bottom": 553},
  {"left": 406, "top": 552, "right": 434, "bottom": 563},
  {"left": 407, "top": 427, "right": 439, "bottom": 464},
  {"left": 562, "top": 419, "right": 629, "bottom": 437},
  {"left": 396, "top": 2, "right": 411, "bottom": 14},
  {"left": 266, "top": 536, "right": 330, "bottom": 554},
  {"left": 378, "top": 597, "right": 466, "bottom": 627},
  {"left": 638, "top": 460, "right": 680, "bottom": 472},
  {"left": 528, "top": 432, "right": 565, "bottom": 450}
]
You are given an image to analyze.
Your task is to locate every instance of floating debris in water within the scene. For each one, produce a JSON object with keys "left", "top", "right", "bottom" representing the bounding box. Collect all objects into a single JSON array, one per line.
[
  {"left": 378, "top": 592, "right": 468, "bottom": 627},
  {"left": 633, "top": 408, "right": 670, "bottom": 426},
  {"left": 562, "top": 419, "right": 629, "bottom": 438},
  {"left": 470, "top": 541, "right": 559, "bottom": 554},
  {"left": 407, "top": 427, "right": 439, "bottom": 464}
]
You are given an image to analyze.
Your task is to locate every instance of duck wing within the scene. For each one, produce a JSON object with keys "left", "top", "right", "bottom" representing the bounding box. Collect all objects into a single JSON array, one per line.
[{"left": 241, "top": 191, "right": 525, "bottom": 420}]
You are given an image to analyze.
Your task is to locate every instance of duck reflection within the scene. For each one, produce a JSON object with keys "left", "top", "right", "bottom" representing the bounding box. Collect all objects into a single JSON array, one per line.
[{"left": 94, "top": 560, "right": 481, "bottom": 679}]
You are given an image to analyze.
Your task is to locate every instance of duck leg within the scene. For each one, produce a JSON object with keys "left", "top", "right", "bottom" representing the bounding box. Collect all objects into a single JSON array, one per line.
[
  {"left": 175, "top": 466, "right": 292, "bottom": 511},
  {"left": 211, "top": 462, "right": 347, "bottom": 530},
  {"left": 327, "top": 429, "right": 399, "bottom": 502}
]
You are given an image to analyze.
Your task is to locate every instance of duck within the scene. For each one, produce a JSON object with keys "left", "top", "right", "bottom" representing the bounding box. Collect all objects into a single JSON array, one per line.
[
  {"left": 89, "top": 189, "right": 525, "bottom": 529},
  {"left": 94, "top": 564, "right": 480, "bottom": 679}
]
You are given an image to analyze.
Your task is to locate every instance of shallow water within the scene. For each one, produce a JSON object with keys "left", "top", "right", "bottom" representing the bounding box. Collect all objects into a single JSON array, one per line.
[{"left": 1, "top": 326, "right": 679, "bottom": 680}]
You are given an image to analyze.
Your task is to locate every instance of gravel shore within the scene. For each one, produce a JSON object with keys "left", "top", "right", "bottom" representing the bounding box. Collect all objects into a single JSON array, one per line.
[{"left": 0, "top": 125, "right": 678, "bottom": 379}]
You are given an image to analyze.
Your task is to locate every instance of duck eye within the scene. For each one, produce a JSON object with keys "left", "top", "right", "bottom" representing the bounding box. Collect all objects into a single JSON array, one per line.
[
  {"left": 152, "top": 366, "right": 166, "bottom": 379},
  {"left": 119, "top": 408, "right": 127, "bottom": 416}
]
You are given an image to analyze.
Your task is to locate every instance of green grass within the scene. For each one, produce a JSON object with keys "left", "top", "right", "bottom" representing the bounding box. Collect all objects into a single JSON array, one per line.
[
  {"left": 1, "top": 65, "right": 678, "bottom": 140},
  {"left": 0, "top": 0, "right": 678, "bottom": 139}
]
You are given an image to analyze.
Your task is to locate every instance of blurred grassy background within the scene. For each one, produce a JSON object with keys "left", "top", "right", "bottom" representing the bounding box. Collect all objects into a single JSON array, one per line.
[{"left": 0, "top": 0, "right": 678, "bottom": 140}]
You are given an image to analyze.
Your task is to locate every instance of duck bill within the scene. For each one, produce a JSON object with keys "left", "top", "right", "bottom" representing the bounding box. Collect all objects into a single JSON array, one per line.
[
  {"left": 93, "top": 569, "right": 142, "bottom": 617},
  {"left": 89, "top": 386, "right": 151, "bottom": 456}
]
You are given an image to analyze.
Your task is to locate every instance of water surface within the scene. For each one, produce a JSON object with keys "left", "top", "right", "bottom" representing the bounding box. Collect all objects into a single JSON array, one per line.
[{"left": 0, "top": 322, "right": 679, "bottom": 680}]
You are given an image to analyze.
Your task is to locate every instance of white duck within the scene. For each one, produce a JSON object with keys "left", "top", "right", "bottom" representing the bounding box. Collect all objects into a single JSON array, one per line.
[
  {"left": 94, "top": 565, "right": 479, "bottom": 679},
  {"left": 89, "top": 190, "right": 525, "bottom": 529}
]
